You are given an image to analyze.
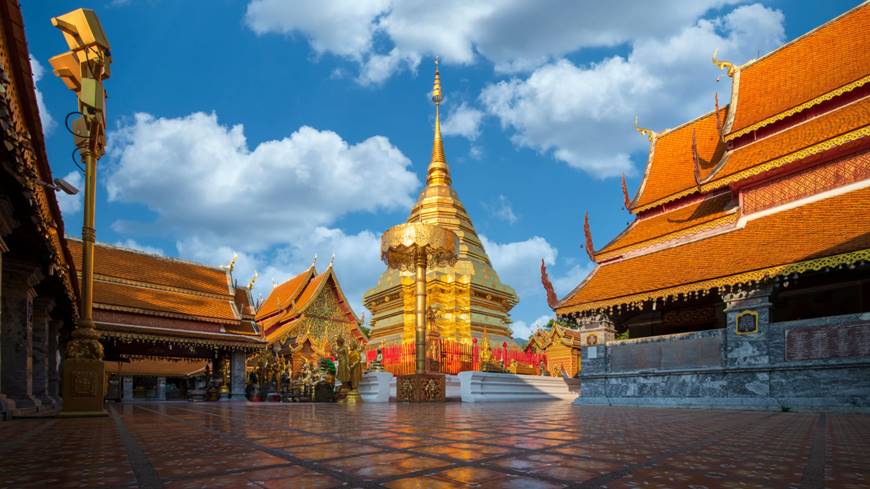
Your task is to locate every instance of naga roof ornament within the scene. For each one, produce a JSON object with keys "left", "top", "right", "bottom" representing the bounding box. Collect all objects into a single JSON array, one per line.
[
  {"left": 247, "top": 271, "right": 258, "bottom": 290},
  {"left": 540, "top": 259, "right": 559, "bottom": 309},
  {"left": 621, "top": 173, "right": 632, "bottom": 210},
  {"left": 583, "top": 212, "right": 596, "bottom": 263},
  {"left": 691, "top": 128, "right": 702, "bottom": 188},
  {"left": 634, "top": 115, "right": 655, "bottom": 142},
  {"left": 712, "top": 48, "right": 737, "bottom": 78}
]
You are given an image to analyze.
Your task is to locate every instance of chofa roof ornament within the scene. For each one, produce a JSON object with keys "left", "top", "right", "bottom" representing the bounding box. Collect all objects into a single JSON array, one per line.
[
  {"left": 634, "top": 115, "right": 656, "bottom": 142},
  {"left": 712, "top": 48, "right": 737, "bottom": 78}
]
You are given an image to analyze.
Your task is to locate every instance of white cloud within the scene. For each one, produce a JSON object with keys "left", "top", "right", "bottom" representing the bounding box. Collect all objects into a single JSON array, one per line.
[
  {"left": 104, "top": 110, "right": 418, "bottom": 317},
  {"left": 114, "top": 239, "right": 164, "bottom": 256},
  {"left": 485, "top": 194, "right": 517, "bottom": 225},
  {"left": 244, "top": 0, "right": 390, "bottom": 60},
  {"left": 29, "top": 58, "right": 55, "bottom": 134},
  {"left": 480, "top": 235, "right": 557, "bottom": 298},
  {"left": 480, "top": 4, "right": 785, "bottom": 178},
  {"left": 56, "top": 171, "right": 82, "bottom": 216},
  {"left": 511, "top": 315, "right": 551, "bottom": 340},
  {"left": 106, "top": 112, "right": 418, "bottom": 252},
  {"left": 441, "top": 102, "right": 484, "bottom": 140},
  {"left": 553, "top": 263, "right": 594, "bottom": 298},
  {"left": 243, "top": 0, "right": 745, "bottom": 84}
]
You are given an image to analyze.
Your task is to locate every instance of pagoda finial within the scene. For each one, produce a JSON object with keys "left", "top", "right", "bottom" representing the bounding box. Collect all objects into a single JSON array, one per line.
[
  {"left": 427, "top": 57, "right": 451, "bottom": 187},
  {"left": 540, "top": 259, "right": 559, "bottom": 309},
  {"left": 621, "top": 173, "right": 632, "bottom": 210},
  {"left": 583, "top": 212, "right": 596, "bottom": 263},
  {"left": 634, "top": 115, "right": 655, "bottom": 142},
  {"left": 712, "top": 48, "right": 736, "bottom": 78}
]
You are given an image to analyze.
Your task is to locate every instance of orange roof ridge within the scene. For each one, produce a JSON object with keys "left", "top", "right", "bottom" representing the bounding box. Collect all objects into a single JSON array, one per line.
[
  {"left": 737, "top": 2, "right": 869, "bottom": 73},
  {"left": 654, "top": 107, "right": 723, "bottom": 140},
  {"left": 66, "top": 236, "right": 230, "bottom": 273},
  {"left": 255, "top": 267, "right": 315, "bottom": 320}
]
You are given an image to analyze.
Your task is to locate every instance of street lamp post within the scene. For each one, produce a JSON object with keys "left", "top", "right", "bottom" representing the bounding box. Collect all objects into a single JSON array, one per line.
[
  {"left": 380, "top": 222, "right": 458, "bottom": 401},
  {"left": 49, "top": 8, "right": 112, "bottom": 415}
]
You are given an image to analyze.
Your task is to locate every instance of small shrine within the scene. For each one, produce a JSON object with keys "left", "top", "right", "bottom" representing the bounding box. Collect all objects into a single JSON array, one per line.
[
  {"left": 252, "top": 259, "right": 367, "bottom": 401},
  {"left": 524, "top": 324, "right": 582, "bottom": 377}
]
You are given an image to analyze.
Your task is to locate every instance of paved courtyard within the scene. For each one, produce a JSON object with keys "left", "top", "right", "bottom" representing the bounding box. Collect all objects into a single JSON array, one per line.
[{"left": 0, "top": 401, "right": 867, "bottom": 489}]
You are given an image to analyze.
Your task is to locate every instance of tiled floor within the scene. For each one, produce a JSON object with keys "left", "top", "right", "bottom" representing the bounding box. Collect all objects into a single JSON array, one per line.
[{"left": 0, "top": 401, "right": 867, "bottom": 489}]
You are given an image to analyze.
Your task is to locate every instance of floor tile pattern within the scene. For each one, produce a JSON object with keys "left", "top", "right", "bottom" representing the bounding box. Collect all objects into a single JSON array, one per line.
[{"left": 0, "top": 401, "right": 867, "bottom": 488}]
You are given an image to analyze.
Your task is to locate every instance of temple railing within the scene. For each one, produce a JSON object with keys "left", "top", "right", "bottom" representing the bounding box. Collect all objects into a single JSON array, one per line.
[{"left": 365, "top": 339, "right": 547, "bottom": 375}]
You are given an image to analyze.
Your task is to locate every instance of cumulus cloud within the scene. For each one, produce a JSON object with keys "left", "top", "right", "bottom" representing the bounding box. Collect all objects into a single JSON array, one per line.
[
  {"left": 511, "top": 315, "right": 551, "bottom": 340},
  {"left": 480, "top": 235, "right": 557, "bottom": 298},
  {"left": 484, "top": 194, "right": 518, "bottom": 224},
  {"left": 56, "top": 171, "right": 82, "bottom": 216},
  {"left": 552, "top": 263, "right": 594, "bottom": 297},
  {"left": 114, "top": 239, "right": 164, "bottom": 256},
  {"left": 441, "top": 102, "right": 485, "bottom": 140},
  {"left": 244, "top": 0, "right": 748, "bottom": 84},
  {"left": 104, "top": 110, "right": 420, "bottom": 314},
  {"left": 480, "top": 4, "right": 785, "bottom": 177},
  {"left": 29, "top": 58, "right": 55, "bottom": 134},
  {"left": 106, "top": 112, "right": 418, "bottom": 252}
]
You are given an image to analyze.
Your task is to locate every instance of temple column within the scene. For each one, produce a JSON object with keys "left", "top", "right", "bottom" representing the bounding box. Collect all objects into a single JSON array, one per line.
[
  {"left": 31, "top": 297, "right": 55, "bottom": 409},
  {"left": 156, "top": 377, "right": 166, "bottom": 401},
  {"left": 47, "top": 318, "right": 63, "bottom": 406},
  {"left": 723, "top": 285, "right": 773, "bottom": 368},
  {"left": 0, "top": 259, "right": 44, "bottom": 411},
  {"left": 230, "top": 350, "right": 247, "bottom": 400},
  {"left": 122, "top": 376, "right": 133, "bottom": 401}
]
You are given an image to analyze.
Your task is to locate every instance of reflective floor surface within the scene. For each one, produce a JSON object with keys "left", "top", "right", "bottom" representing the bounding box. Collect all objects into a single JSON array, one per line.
[{"left": 0, "top": 401, "right": 867, "bottom": 488}]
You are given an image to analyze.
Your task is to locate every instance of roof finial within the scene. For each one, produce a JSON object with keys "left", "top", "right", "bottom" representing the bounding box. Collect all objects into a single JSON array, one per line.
[
  {"left": 310, "top": 253, "right": 317, "bottom": 270},
  {"left": 328, "top": 252, "right": 335, "bottom": 268},
  {"left": 540, "top": 258, "right": 559, "bottom": 309},
  {"left": 225, "top": 253, "right": 238, "bottom": 273},
  {"left": 427, "top": 57, "right": 451, "bottom": 187},
  {"left": 247, "top": 271, "right": 258, "bottom": 290},
  {"left": 621, "top": 173, "right": 632, "bottom": 210},
  {"left": 634, "top": 115, "right": 655, "bottom": 142},
  {"left": 712, "top": 48, "right": 736, "bottom": 78},
  {"left": 583, "top": 212, "right": 597, "bottom": 263}
]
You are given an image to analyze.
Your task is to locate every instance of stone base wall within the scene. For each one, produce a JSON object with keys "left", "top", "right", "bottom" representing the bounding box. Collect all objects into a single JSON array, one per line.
[{"left": 577, "top": 312, "right": 870, "bottom": 412}]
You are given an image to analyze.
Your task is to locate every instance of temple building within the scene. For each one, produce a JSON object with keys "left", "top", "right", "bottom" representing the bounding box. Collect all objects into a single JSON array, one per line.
[
  {"left": 548, "top": 4, "right": 870, "bottom": 409},
  {"left": 67, "top": 240, "right": 265, "bottom": 401},
  {"left": 0, "top": 2, "right": 79, "bottom": 417},
  {"left": 524, "top": 325, "right": 582, "bottom": 377},
  {"left": 364, "top": 63, "right": 519, "bottom": 346},
  {"left": 255, "top": 259, "right": 366, "bottom": 376}
]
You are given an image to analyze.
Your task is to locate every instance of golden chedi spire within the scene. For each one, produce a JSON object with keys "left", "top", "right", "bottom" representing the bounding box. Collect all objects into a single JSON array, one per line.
[
  {"left": 428, "top": 58, "right": 451, "bottom": 186},
  {"left": 364, "top": 58, "right": 519, "bottom": 348}
]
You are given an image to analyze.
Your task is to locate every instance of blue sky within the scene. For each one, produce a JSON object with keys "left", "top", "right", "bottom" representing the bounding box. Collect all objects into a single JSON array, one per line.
[{"left": 22, "top": 0, "right": 862, "bottom": 339}]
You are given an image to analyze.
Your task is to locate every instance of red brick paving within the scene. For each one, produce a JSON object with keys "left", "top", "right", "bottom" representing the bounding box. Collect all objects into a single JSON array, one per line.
[{"left": 0, "top": 401, "right": 868, "bottom": 488}]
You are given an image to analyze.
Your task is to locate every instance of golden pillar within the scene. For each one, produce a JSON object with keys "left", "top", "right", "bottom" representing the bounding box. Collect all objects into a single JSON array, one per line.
[
  {"left": 380, "top": 223, "right": 458, "bottom": 374},
  {"left": 49, "top": 8, "right": 112, "bottom": 415}
]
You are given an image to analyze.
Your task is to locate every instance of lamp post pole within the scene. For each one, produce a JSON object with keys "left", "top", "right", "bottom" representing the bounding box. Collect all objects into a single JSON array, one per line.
[
  {"left": 414, "top": 253, "right": 427, "bottom": 373},
  {"left": 49, "top": 8, "right": 112, "bottom": 415}
]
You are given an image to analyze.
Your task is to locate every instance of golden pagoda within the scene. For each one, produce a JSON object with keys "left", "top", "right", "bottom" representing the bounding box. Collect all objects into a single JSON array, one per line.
[{"left": 364, "top": 60, "right": 519, "bottom": 346}]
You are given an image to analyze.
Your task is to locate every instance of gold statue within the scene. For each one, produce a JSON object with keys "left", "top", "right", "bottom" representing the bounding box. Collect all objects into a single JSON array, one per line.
[
  {"left": 349, "top": 342, "right": 363, "bottom": 389},
  {"left": 335, "top": 336, "right": 350, "bottom": 385}
]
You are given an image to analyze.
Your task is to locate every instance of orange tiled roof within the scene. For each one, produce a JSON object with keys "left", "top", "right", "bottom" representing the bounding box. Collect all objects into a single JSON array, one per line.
[
  {"left": 255, "top": 268, "right": 314, "bottom": 320},
  {"left": 707, "top": 96, "right": 870, "bottom": 190},
  {"left": 92, "top": 281, "right": 237, "bottom": 324},
  {"left": 632, "top": 108, "right": 727, "bottom": 212},
  {"left": 727, "top": 4, "right": 870, "bottom": 140},
  {"left": 68, "top": 239, "right": 231, "bottom": 296},
  {"left": 557, "top": 186, "right": 870, "bottom": 314},
  {"left": 598, "top": 191, "right": 736, "bottom": 260}
]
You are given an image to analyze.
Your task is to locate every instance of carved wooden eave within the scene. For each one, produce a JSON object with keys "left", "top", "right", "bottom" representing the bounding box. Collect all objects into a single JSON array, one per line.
[{"left": 0, "top": 7, "right": 78, "bottom": 317}]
